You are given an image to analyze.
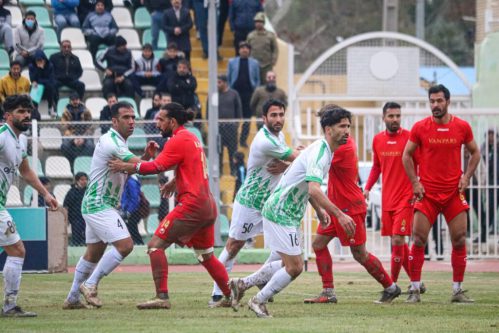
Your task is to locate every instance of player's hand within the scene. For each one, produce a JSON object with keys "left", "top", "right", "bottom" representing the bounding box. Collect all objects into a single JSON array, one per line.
[
  {"left": 317, "top": 209, "right": 331, "bottom": 227},
  {"left": 108, "top": 158, "right": 134, "bottom": 174},
  {"left": 160, "top": 178, "right": 176, "bottom": 198},
  {"left": 44, "top": 193, "right": 58, "bottom": 211},
  {"left": 412, "top": 180, "right": 425, "bottom": 201},
  {"left": 458, "top": 175, "right": 470, "bottom": 193},
  {"left": 143, "top": 141, "right": 160, "bottom": 160},
  {"left": 363, "top": 189, "right": 370, "bottom": 201},
  {"left": 267, "top": 159, "right": 289, "bottom": 175},
  {"left": 337, "top": 212, "right": 355, "bottom": 237}
]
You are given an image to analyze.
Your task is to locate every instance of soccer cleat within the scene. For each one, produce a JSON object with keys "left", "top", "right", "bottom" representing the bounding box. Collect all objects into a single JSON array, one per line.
[
  {"left": 62, "top": 299, "right": 92, "bottom": 310},
  {"left": 136, "top": 297, "right": 171, "bottom": 310},
  {"left": 229, "top": 278, "right": 246, "bottom": 311},
  {"left": 374, "top": 285, "right": 401, "bottom": 304},
  {"left": 304, "top": 289, "right": 338, "bottom": 304},
  {"left": 1, "top": 306, "right": 37, "bottom": 317},
  {"left": 405, "top": 289, "right": 421, "bottom": 303},
  {"left": 79, "top": 282, "right": 102, "bottom": 308},
  {"left": 208, "top": 295, "right": 223, "bottom": 307},
  {"left": 247, "top": 296, "right": 272, "bottom": 318},
  {"left": 208, "top": 295, "right": 232, "bottom": 308},
  {"left": 451, "top": 289, "right": 474, "bottom": 303},
  {"left": 406, "top": 282, "right": 427, "bottom": 295}
]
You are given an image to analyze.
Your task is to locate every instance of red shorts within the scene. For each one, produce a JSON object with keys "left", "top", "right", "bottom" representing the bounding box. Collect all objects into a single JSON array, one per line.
[
  {"left": 381, "top": 206, "right": 413, "bottom": 237},
  {"left": 317, "top": 212, "right": 366, "bottom": 246},
  {"left": 414, "top": 190, "right": 469, "bottom": 225},
  {"left": 155, "top": 199, "right": 217, "bottom": 249}
]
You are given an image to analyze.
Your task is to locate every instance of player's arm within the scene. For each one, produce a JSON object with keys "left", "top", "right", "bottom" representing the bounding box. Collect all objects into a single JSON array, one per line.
[
  {"left": 266, "top": 144, "right": 303, "bottom": 175},
  {"left": 460, "top": 139, "right": 481, "bottom": 193},
  {"left": 18, "top": 158, "right": 58, "bottom": 210},
  {"left": 363, "top": 145, "right": 381, "bottom": 200},
  {"left": 308, "top": 195, "right": 330, "bottom": 227},
  {"left": 402, "top": 140, "right": 424, "bottom": 200}
]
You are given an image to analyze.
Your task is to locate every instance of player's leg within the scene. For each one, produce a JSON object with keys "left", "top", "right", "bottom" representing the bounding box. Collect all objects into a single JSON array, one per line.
[
  {"left": 390, "top": 234, "right": 406, "bottom": 283},
  {"left": 197, "top": 249, "right": 232, "bottom": 307},
  {"left": 304, "top": 233, "right": 336, "bottom": 304}
]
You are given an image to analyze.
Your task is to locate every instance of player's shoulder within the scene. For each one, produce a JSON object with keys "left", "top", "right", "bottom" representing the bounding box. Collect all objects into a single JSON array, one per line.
[
  {"left": 412, "top": 117, "right": 432, "bottom": 130},
  {"left": 452, "top": 115, "right": 471, "bottom": 127}
]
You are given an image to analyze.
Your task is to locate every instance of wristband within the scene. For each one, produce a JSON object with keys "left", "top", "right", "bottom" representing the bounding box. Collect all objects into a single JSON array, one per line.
[{"left": 135, "top": 162, "right": 141, "bottom": 174}]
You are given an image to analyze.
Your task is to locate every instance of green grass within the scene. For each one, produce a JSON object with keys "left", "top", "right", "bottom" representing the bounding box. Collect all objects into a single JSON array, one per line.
[{"left": 2, "top": 271, "right": 499, "bottom": 333}]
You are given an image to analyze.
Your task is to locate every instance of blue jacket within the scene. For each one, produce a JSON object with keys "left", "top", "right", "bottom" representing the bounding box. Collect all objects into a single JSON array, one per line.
[
  {"left": 229, "top": 0, "right": 262, "bottom": 31},
  {"left": 52, "top": 0, "right": 80, "bottom": 16},
  {"left": 121, "top": 175, "right": 141, "bottom": 214},
  {"left": 227, "top": 56, "right": 260, "bottom": 90}
]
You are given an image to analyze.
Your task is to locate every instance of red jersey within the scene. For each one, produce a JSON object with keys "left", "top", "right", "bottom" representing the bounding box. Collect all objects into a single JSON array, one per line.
[
  {"left": 409, "top": 115, "right": 473, "bottom": 193},
  {"left": 365, "top": 129, "right": 413, "bottom": 211},
  {"left": 327, "top": 137, "right": 366, "bottom": 215}
]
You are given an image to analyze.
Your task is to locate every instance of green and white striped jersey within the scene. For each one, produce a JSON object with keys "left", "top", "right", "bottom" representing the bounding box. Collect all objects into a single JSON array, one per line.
[
  {"left": 235, "top": 126, "right": 292, "bottom": 211},
  {"left": 81, "top": 128, "right": 135, "bottom": 214},
  {"left": 262, "top": 139, "right": 332, "bottom": 228},
  {"left": 0, "top": 124, "right": 27, "bottom": 210}
]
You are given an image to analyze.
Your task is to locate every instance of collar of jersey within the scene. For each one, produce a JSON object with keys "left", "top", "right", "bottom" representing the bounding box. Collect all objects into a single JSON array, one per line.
[
  {"left": 4, "top": 123, "right": 17, "bottom": 140},
  {"left": 173, "top": 125, "right": 186, "bottom": 136},
  {"left": 109, "top": 128, "right": 126, "bottom": 143}
]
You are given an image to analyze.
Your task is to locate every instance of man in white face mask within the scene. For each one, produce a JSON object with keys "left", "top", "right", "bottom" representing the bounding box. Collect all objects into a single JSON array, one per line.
[{"left": 13, "top": 10, "right": 45, "bottom": 67}]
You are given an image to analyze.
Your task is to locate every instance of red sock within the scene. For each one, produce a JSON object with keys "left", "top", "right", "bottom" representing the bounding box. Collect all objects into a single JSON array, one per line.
[
  {"left": 409, "top": 244, "right": 425, "bottom": 282},
  {"left": 362, "top": 253, "right": 393, "bottom": 288},
  {"left": 314, "top": 247, "right": 334, "bottom": 289},
  {"left": 390, "top": 244, "right": 404, "bottom": 283},
  {"left": 451, "top": 245, "right": 467, "bottom": 282},
  {"left": 149, "top": 249, "right": 168, "bottom": 295},
  {"left": 201, "top": 255, "right": 231, "bottom": 296},
  {"left": 402, "top": 243, "right": 410, "bottom": 277}
]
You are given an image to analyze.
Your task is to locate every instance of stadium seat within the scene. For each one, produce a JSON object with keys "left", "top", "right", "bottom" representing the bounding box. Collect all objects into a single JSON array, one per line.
[
  {"left": 74, "top": 156, "right": 92, "bottom": 174},
  {"left": 19, "top": 0, "right": 45, "bottom": 5},
  {"left": 53, "top": 184, "right": 71, "bottom": 205},
  {"left": 142, "top": 184, "right": 160, "bottom": 208},
  {"left": 112, "top": 0, "right": 124, "bottom": 6},
  {"left": 60, "top": 28, "right": 87, "bottom": 49},
  {"left": 112, "top": 7, "right": 134, "bottom": 28},
  {"left": 37, "top": 100, "right": 50, "bottom": 120},
  {"left": 21, "top": 69, "right": 29, "bottom": 79},
  {"left": 140, "top": 98, "right": 152, "bottom": 117},
  {"left": 0, "top": 69, "right": 8, "bottom": 77},
  {"left": 118, "top": 97, "right": 140, "bottom": 119},
  {"left": 142, "top": 29, "right": 166, "bottom": 49},
  {"left": 85, "top": 97, "right": 107, "bottom": 120},
  {"left": 39, "top": 127, "right": 62, "bottom": 150},
  {"left": 27, "top": 6, "right": 51, "bottom": 27},
  {"left": 146, "top": 213, "right": 159, "bottom": 235},
  {"left": 81, "top": 69, "right": 103, "bottom": 92},
  {"left": 57, "top": 97, "right": 70, "bottom": 118},
  {"left": 128, "top": 127, "right": 147, "bottom": 150},
  {"left": 27, "top": 156, "right": 44, "bottom": 177},
  {"left": 117, "top": 29, "right": 142, "bottom": 49},
  {"left": 72, "top": 50, "right": 94, "bottom": 69},
  {"left": 134, "top": 7, "right": 151, "bottom": 29},
  {"left": 7, "top": 186, "right": 23, "bottom": 207},
  {"left": 23, "top": 185, "right": 33, "bottom": 206},
  {"left": 0, "top": 50, "right": 10, "bottom": 69},
  {"left": 4, "top": 6, "right": 22, "bottom": 27},
  {"left": 44, "top": 28, "right": 60, "bottom": 49},
  {"left": 45, "top": 156, "right": 73, "bottom": 178}
]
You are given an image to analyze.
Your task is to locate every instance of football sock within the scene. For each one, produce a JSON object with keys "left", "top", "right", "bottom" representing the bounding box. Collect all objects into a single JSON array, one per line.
[
  {"left": 451, "top": 245, "right": 466, "bottom": 284},
  {"left": 452, "top": 282, "right": 462, "bottom": 292},
  {"left": 149, "top": 248, "right": 169, "bottom": 295},
  {"left": 201, "top": 255, "right": 231, "bottom": 296},
  {"left": 314, "top": 247, "right": 334, "bottom": 289},
  {"left": 264, "top": 251, "right": 282, "bottom": 264},
  {"left": 390, "top": 244, "right": 404, "bottom": 283},
  {"left": 242, "top": 260, "right": 283, "bottom": 289},
  {"left": 409, "top": 244, "right": 425, "bottom": 283},
  {"left": 361, "top": 253, "right": 393, "bottom": 289},
  {"left": 211, "top": 247, "right": 234, "bottom": 297},
  {"left": 85, "top": 247, "right": 123, "bottom": 287},
  {"left": 255, "top": 267, "right": 293, "bottom": 303},
  {"left": 3, "top": 256, "right": 23, "bottom": 312},
  {"left": 402, "top": 243, "right": 411, "bottom": 277},
  {"left": 67, "top": 257, "right": 96, "bottom": 303}
]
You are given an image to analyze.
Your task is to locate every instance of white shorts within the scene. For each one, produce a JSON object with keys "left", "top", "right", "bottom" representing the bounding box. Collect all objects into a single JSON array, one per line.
[
  {"left": 84, "top": 209, "right": 130, "bottom": 244},
  {"left": 228, "top": 201, "right": 263, "bottom": 241},
  {"left": 263, "top": 217, "right": 302, "bottom": 256},
  {"left": 0, "top": 209, "right": 20, "bottom": 247}
]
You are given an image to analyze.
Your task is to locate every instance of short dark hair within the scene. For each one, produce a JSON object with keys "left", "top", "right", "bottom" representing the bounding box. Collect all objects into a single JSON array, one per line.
[
  {"left": 39, "top": 176, "right": 50, "bottom": 185},
  {"left": 262, "top": 99, "right": 286, "bottom": 116},
  {"left": 161, "top": 102, "right": 188, "bottom": 125},
  {"left": 167, "top": 42, "right": 178, "bottom": 50},
  {"left": 3, "top": 94, "right": 34, "bottom": 113},
  {"left": 318, "top": 104, "right": 351, "bottom": 131},
  {"left": 106, "top": 92, "right": 116, "bottom": 100},
  {"left": 75, "top": 172, "right": 88, "bottom": 181},
  {"left": 382, "top": 101, "right": 401, "bottom": 115},
  {"left": 110, "top": 101, "right": 133, "bottom": 118},
  {"left": 25, "top": 10, "right": 36, "bottom": 18},
  {"left": 428, "top": 84, "right": 450, "bottom": 100},
  {"left": 143, "top": 43, "right": 153, "bottom": 51},
  {"left": 10, "top": 61, "right": 22, "bottom": 68},
  {"left": 153, "top": 92, "right": 162, "bottom": 100},
  {"left": 239, "top": 41, "right": 251, "bottom": 50},
  {"left": 177, "top": 59, "right": 190, "bottom": 68},
  {"left": 217, "top": 74, "right": 228, "bottom": 82},
  {"left": 185, "top": 107, "right": 197, "bottom": 121}
]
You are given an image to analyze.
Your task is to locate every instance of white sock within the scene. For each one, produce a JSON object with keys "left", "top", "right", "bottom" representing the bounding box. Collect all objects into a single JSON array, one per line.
[
  {"left": 411, "top": 281, "right": 421, "bottom": 291},
  {"left": 264, "top": 251, "right": 281, "bottom": 264},
  {"left": 67, "top": 257, "right": 97, "bottom": 303},
  {"left": 453, "top": 282, "right": 462, "bottom": 292},
  {"left": 3, "top": 256, "right": 23, "bottom": 312},
  {"left": 385, "top": 282, "right": 397, "bottom": 293},
  {"left": 212, "top": 247, "right": 235, "bottom": 297},
  {"left": 241, "top": 260, "right": 282, "bottom": 289},
  {"left": 85, "top": 247, "right": 123, "bottom": 287},
  {"left": 255, "top": 267, "right": 293, "bottom": 303}
]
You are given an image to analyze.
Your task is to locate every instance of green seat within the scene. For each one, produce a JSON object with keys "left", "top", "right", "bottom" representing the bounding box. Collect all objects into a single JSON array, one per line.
[
  {"left": 24, "top": 185, "right": 33, "bottom": 206},
  {"left": 44, "top": 28, "right": 60, "bottom": 49},
  {"left": 219, "top": 214, "right": 230, "bottom": 240},
  {"left": 118, "top": 97, "right": 140, "bottom": 119},
  {"left": 57, "top": 97, "right": 69, "bottom": 118},
  {"left": 19, "top": 0, "right": 45, "bottom": 5},
  {"left": 142, "top": 29, "right": 166, "bottom": 49},
  {"left": 0, "top": 49, "right": 9, "bottom": 69},
  {"left": 27, "top": 7, "right": 51, "bottom": 27},
  {"left": 128, "top": 127, "right": 147, "bottom": 150},
  {"left": 146, "top": 213, "right": 159, "bottom": 235},
  {"left": 142, "top": 184, "right": 160, "bottom": 208},
  {"left": 27, "top": 156, "right": 44, "bottom": 177},
  {"left": 74, "top": 156, "right": 92, "bottom": 174},
  {"left": 134, "top": 7, "right": 151, "bottom": 29},
  {"left": 0, "top": 69, "right": 9, "bottom": 77},
  {"left": 44, "top": 48, "right": 60, "bottom": 59},
  {"left": 153, "top": 50, "right": 164, "bottom": 59}
]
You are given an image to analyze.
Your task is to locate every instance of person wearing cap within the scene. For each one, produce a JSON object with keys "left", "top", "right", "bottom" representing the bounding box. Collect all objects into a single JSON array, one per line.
[
  {"left": 13, "top": 10, "right": 45, "bottom": 67},
  {"left": 28, "top": 50, "right": 57, "bottom": 115},
  {"left": 229, "top": 0, "right": 262, "bottom": 55},
  {"left": 163, "top": 0, "right": 193, "bottom": 60},
  {"left": 96, "top": 35, "right": 135, "bottom": 98},
  {"left": 49, "top": 40, "right": 85, "bottom": 101},
  {"left": 82, "top": 0, "right": 118, "bottom": 59},
  {"left": 132, "top": 43, "right": 161, "bottom": 98},
  {"left": 247, "top": 12, "right": 278, "bottom": 84}
]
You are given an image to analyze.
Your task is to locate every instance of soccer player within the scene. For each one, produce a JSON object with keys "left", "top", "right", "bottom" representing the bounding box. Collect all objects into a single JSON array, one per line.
[
  {"left": 402, "top": 85, "right": 480, "bottom": 303},
  {"left": 108, "top": 102, "right": 232, "bottom": 310},
  {"left": 303, "top": 135, "right": 401, "bottom": 305},
  {"left": 63, "top": 101, "right": 155, "bottom": 309},
  {"left": 229, "top": 105, "right": 356, "bottom": 318},
  {"left": 209, "top": 99, "right": 300, "bottom": 307},
  {"left": 0, "top": 95, "right": 58, "bottom": 317}
]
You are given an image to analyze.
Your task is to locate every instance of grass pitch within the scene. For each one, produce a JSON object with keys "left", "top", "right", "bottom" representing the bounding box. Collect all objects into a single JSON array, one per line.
[{"left": 2, "top": 270, "right": 499, "bottom": 333}]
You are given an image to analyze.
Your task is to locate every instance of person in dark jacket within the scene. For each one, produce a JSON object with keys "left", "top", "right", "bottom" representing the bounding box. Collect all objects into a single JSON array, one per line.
[
  {"left": 99, "top": 92, "right": 117, "bottom": 134},
  {"left": 0, "top": 1, "right": 14, "bottom": 55},
  {"left": 49, "top": 40, "right": 85, "bottom": 100},
  {"left": 121, "top": 175, "right": 147, "bottom": 245},
  {"left": 229, "top": 0, "right": 262, "bottom": 55},
  {"left": 144, "top": 0, "right": 171, "bottom": 50},
  {"left": 131, "top": 43, "right": 161, "bottom": 98},
  {"left": 156, "top": 42, "right": 183, "bottom": 93},
  {"left": 167, "top": 59, "right": 197, "bottom": 109},
  {"left": 29, "top": 50, "right": 57, "bottom": 113},
  {"left": 63, "top": 172, "right": 88, "bottom": 246},
  {"left": 77, "top": 0, "right": 113, "bottom": 30},
  {"left": 163, "top": 0, "right": 193, "bottom": 60},
  {"left": 31, "top": 177, "right": 56, "bottom": 208},
  {"left": 81, "top": 0, "right": 117, "bottom": 59}
]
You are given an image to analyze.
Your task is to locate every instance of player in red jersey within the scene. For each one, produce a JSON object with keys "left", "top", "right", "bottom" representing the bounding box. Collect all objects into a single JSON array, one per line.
[
  {"left": 364, "top": 102, "right": 422, "bottom": 286},
  {"left": 109, "top": 103, "right": 232, "bottom": 309},
  {"left": 304, "top": 136, "right": 401, "bottom": 304},
  {"left": 402, "top": 85, "right": 480, "bottom": 303}
]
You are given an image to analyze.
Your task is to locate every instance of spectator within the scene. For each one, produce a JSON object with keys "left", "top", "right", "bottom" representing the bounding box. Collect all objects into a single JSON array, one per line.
[
  {"left": 156, "top": 42, "right": 183, "bottom": 93},
  {"left": 232, "top": 151, "right": 246, "bottom": 200},
  {"left": 482, "top": 129, "right": 499, "bottom": 237},
  {"left": 0, "top": 0, "right": 14, "bottom": 55},
  {"left": 14, "top": 10, "right": 45, "bottom": 67},
  {"left": 121, "top": 175, "right": 148, "bottom": 245},
  {"left": 77, "top": 0, "right": 113, "bottom": 25},
  {"left": 49, "top": 40, "right": 85, "bottom": 100},
  {"left": 82, "top": 0, "right": 117, "bottom": 59},
  {"left": 161, "top": 92, "right": 172, "bottom": 106},
  {"left": 167, "top": 59, "right": 197, "bottom": 110},
  {"left": 228, "top": 0, "right": 262, "bottom": 55},
  {"left": 218, "top": 0, "right": 229, "bottom": 47},
  {"left": 163, "top": 0, "right": 193, "bottom": 60},
  {"left": 31, "top": 177, "right": 55, "bottom": 207},
  {"left": 0, "top": 61, "right": 30, "bottom": 104},
  {"left": 52, "top": 0, "right": 80, "bottom": 39},
  {"left": 132, "top": 43, "right": 161, "bottom": 98},
  {"left": 247, "top": 12, "right": 278, "bottom": 84},
  {"left": 144, "top": 0, "right": 170, "bottom": 50},
  {"left": 29, "top": 50, "right": 57, "bottom": 116},
  {"left": 63, "top": 172, "right": 88, "bottom": 246},
  {"left": 99, "top": 92, "right": 117, "bottom": 134},
  {"left": 191, "top": 0, "right": 220, "bottom": 60},
  {"left": 227, "top": 41, "right": 260, "bottom": 147},
  {"left": 144, "top": 92, "right": 162, "bottom": 126},
  {"left": 185, "top": 107, "right": 204, "bottom": 146},
  {"left": 250, "top": 70, "right": 287, "bottom": 128},
  {"left": 157, "top": 176, "right": 170, "bottom": 222},
  {"left": 97, "top": 36, "right": 135, "bottom": 98}
]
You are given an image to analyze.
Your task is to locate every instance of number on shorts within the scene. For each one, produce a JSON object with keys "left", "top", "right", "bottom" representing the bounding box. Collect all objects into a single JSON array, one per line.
[
  {"left": 117, "top": 219, "right": 123, "bottom": 229},
  {"left": 242, "top": 223, "right": 254, "bottom": 234},
  {"left": 6, "top": 221, "right": 16, "bottom": 234},
  {"left": 289, "top": 233, "right": 299, "bottom": 247}
]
